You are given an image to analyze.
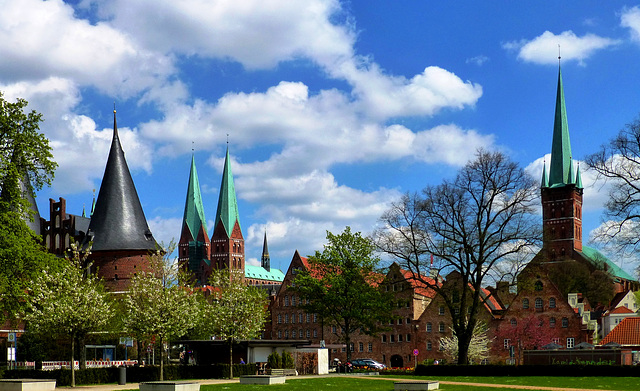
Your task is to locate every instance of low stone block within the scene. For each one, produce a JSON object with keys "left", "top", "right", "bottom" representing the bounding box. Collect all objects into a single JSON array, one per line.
[
  {"left": 394, "top": 380, "right": 439, "bottom": 391},
  {"left": 0, "top": 379, "right": 56, "bottom": 391},
  {"left": 139, "top": 381, "right": 200, "bottom": 391},
  {"left": 240, "top": 375, "right": 286, "bottom": 385}
]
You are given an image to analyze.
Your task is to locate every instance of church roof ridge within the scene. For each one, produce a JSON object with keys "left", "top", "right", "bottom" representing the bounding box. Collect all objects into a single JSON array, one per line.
[{"left": 86, "top": 109, "right": 157, "bottom": 251}]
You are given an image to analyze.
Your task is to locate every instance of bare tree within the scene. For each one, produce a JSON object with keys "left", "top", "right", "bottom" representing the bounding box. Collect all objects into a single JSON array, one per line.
[
  {"left": 373, "top": 150, "right": 540, "bottom": 364},
  {"left": 585, "top": 116, "right": 640, "bottom": 265}
]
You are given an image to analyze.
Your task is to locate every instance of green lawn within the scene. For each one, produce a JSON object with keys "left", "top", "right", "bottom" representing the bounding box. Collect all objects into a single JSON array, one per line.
[
  {"left": 199, "top": 377, "right": 516, "bottom": 391},
  {"left": 380, "top": 375, "right": 640, "bottom": 390}
]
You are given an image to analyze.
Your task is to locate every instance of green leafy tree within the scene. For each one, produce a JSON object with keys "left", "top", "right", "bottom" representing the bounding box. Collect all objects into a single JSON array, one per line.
[
  {"left": 123, "top": 242, "right": 203, "bottom": 380},
  {"left": 204, "top": 268, "right": 269, "bottom": 379},
  {"left": 0, "top": 92, "right": 57, "bottom": 216},
  {"left": 0, "top": 93, "right": 59, "bottom": 324},
  {"left": 292, "top": 227, "right": 395, "bottom": 362},
  {"left": 374, "top": 150, "right": 540, "bottom": 364},
  {"left": 25, "top": 249, "right": 114, "bottom": 387}
]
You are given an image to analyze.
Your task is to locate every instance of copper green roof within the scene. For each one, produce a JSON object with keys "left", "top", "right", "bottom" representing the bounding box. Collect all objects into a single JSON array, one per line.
[
  {"left": 575, "top": 163, "right": 583, "bottom": 189},
  {"left": 541, "top": 161, "right": 549, "bottom": 188},
  {"left": 182, "top": 155, "right": 207, "bottom": 239},
  {"left": 214, "top": 147, "right": 241, "bottom": 237},
  {"left": 581, "top": 245, "right": 635, "bottom": 281},
  {"left": 548, "top": 66, "right": 573, "bottom": 187},
  {"left": 244, "top": 264, "right": 284, "bottom": 282}
]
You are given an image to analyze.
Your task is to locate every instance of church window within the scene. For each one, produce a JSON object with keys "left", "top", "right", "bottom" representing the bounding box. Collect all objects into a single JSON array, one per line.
[
  {"left": 549, "top": 298, "right": 556, "bottom": 308},
  {"left": 55, "top": 215, "right": 60, "bottom": 228},
  {"left": 522, "top": 299, "right": 529, "bottom": 309},
  {"left": 55, "top": 234, "right": 60, "bottom": 250},
  {"left": 535, "top": 298, "right": 543, "bottom": 309}
]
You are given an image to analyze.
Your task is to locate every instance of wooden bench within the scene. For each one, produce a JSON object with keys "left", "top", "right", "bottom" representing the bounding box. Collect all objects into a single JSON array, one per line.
[
  {"left": 394, "top": 380, "right": 439, "bottom": 391},
  {"left": 139, "top": 381, "right": 200, "bottom": 391},
  {"left": 267, "top": 368, "right": 297, "bottom": 376},
  {"left": 0, "top": 379, "right": 56, "bottom": 391},
  {"left": 240, "top": 375, "right": 286, "bottom": 385}
]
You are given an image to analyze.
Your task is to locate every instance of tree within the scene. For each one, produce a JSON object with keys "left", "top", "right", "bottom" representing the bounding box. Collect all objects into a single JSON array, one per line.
[
  {"left": 123, "top": 242, "right": 202, "bottom": 380},
  {"left": 25, "top": 247, "right": 114, "bottom": 387},
  {"left": 374, "top": 150, "right": 540, "bottom": 364},
  {"left": 0, "top": 92, "right": 57, "bottom": 216},
  {"left": 0, "top": 93, "right": 59, "bottom": 324},
  {"left": 204, "top": 268, "right": 269, "bottom": 379},
  {"left": 494, "top": 314, "right": 555, "bottom": 365},
  {"left": 439, "top": 321, "right": 490, "bottom": 364},
  {"left": 291, "top": 227, "right": 395, "bottom": 363},
  {"left": 585, "top": 115, "right": 640, "bottom": 266}
]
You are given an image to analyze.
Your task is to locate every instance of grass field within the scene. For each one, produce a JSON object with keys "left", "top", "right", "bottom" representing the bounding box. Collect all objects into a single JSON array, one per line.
[{"left": 191, "top": 375, "right": 640, "bottom": 391}]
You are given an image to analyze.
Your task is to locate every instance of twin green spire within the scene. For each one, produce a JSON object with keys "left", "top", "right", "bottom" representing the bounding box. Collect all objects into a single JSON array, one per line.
[
  {"left": 214, "top": 147, "right": 241, "bottom": 236},
  {"left": 183, "top": 155, "right": 208, "bottom": 239},
  {"left": 542, "top": 66, "right": 583, "bottom": 189}
]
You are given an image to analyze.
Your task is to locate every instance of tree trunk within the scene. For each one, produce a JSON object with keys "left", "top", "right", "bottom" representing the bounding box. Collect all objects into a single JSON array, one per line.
[
  {"left": 228, "top": 339, "right": 233, "bottom": 379},
  {"left": 71, "top": 337, "right": 76, "bottom": 387},
  {"left": 457, "top": 331, "right": 471, "bottom": 365},
  {"left": 159, "top": 336, "right": 164, "bottom": 381},
  {"left": 79, "top": 335, "right": 86, "bottom": 370}
]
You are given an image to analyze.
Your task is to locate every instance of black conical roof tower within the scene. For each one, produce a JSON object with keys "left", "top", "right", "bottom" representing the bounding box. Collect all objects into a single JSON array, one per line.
[{"left": 86, "top": 109, "right": 157, "bottom": 251}]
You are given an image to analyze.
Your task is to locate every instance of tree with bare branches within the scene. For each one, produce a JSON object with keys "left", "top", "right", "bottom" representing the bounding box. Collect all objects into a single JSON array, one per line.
[
  {"left": 585, "top": 116, "right": 640, "bottom": 267},
  {"left": 374, "top": 150, "right": 540, "bottom": 364}
]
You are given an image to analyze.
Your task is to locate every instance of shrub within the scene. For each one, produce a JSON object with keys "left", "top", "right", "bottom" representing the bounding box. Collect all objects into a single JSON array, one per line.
[
  {"left": 267, "top": 352, "right": 281, "bottom": 369},
  {"left": 282, "top": 351, "right": 294, "bottom": 369},
  {"left": 296, "top": 352, "right": 317, "bottom": 375}
]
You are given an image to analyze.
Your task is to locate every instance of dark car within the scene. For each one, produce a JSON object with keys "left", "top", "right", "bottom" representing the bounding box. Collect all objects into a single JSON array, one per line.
[{"left": 349, "top": 358, "right": 386, "bottom": 370}]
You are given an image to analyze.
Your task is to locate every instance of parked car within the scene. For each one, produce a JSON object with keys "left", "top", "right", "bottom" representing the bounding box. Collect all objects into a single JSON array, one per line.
[{"left": 349, "top": 358, "right": 386, "bottom": 370}]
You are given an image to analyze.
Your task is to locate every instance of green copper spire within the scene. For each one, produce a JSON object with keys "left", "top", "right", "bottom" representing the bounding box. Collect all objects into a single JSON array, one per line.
[
  {"left": 183, "top": 155, "right": 208, "bottom": 239},
  {"left": 575, "top": 162, "right": 583, "bottom": 189},
  {"left": 214, "top": 147, "right": 241, "bottom": 237},
  {"left": 541, "top": 160, "right": 549, "bottom": 188},
  {"left": 548, "top": 66, "right": 573, "bottom": 186}
]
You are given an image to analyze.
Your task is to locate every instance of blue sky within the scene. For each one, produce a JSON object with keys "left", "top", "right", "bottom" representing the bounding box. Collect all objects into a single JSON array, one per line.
[{"left": 3, "top": 1, "right": 640, "bottom": 274}]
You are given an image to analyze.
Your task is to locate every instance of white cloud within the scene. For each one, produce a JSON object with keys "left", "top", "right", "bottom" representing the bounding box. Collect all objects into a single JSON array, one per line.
[
  {"left": 621, "top": 6, "right": 640, "bottom": 43},
  {"left": 504, "top": 30, "right": 620, "bottom": 65},
  {"left": 466, "top": 55, "right": 489, "bottom": 66},
  {"left": 147, "top": 216, "right": 182, "bottom": 248}
]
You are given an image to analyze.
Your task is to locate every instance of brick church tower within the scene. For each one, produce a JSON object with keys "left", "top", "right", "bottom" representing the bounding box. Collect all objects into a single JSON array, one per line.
[
  {"left": 210, "top": 146, "right": 245, "bottom": 276},
  {"left": 178, "top": 155, "right": 211, "bottom": 285},
  {"left": 540, "top": 65, "right": 584, "bottom": 260},
  {"left": 84, "top": 109, "right": 158, "bottom": 292},
  {"left": 179, "top": 146, "right": 244, "bottom": 285}
]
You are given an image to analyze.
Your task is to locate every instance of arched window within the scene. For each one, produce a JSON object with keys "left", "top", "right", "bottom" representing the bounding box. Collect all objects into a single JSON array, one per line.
[
  {"left": 522, "top": 298, "right": 529, "bottom": 309},
  {"left": 549, "top": 317, "right": 556, "bottom": 328},
  {"left": 549, "top": 298, "right": 556, "bottom": 308},
  {"left": 534, "top": 281, "right": 543, "bottom": 291},
  {"left": 535, "top": 298, "right": 543, "bottom": 309},
  {"left": 562, "top": 317, "right": 569, "bottom": 328}
]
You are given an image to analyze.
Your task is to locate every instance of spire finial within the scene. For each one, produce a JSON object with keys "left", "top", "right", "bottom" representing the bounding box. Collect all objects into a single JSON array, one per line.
[
  {"left": 113, "top": 101, "right": 116, "bottom": 114},
  {"left": 226, "top": 133, "right": 229, "bottom": 145},
  {"left": 558, "top": 44, "right": 561, "bottom": 64},
  {"left": 192, "top": 141, "right": 194, "bottom": 153}
]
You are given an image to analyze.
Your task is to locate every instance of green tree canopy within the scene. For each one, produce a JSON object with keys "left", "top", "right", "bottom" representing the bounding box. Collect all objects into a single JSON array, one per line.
[
  {"left": 0, "top": 92, "right": 56, "bottom": 216},
  {"left": 291, "top": 226, "right": 395, "bottom": 362},
  {"left": 204, "top": 268, "right": 269, "bottom": 378},
  {"left": 25, "top": 250, "right": 114, "bottom": 387}
]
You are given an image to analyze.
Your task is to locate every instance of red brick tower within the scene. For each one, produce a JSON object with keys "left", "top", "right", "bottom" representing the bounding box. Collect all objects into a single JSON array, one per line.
[{"left": 84, "top": 109, "right": 158, "bottom": 292}]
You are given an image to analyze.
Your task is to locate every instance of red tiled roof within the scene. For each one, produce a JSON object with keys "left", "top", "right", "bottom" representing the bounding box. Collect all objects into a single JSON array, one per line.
[
  {"left": 610, "top": 306, "right": 635, "bottom": 314},
  {"left": 399, "top": 268, "right": 438, "bottom": 298},
  {"left": 480, "top": 287, "right": 503, "bottom": 312},
  {"left": 601, "top": 317, "right": 640, "bottom": 346}
]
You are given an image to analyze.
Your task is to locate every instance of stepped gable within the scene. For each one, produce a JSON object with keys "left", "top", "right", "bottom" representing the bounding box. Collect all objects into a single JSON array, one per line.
[{"left": 86, "top": 109, "right": 157, "bottom": 251}]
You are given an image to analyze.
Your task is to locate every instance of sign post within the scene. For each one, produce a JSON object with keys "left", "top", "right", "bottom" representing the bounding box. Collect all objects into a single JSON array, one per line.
[{"left": 413, "top": 348, "right": 419, "bottom": 368}]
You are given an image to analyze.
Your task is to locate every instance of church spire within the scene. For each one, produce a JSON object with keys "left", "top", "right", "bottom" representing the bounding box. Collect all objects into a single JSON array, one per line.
[
  {"left": 214, "top": 146, "right": 241, "bottom": 237},
  {"left": 541, "top": 160, "right": 549, "bottom": 188},
  {"left": 548, "top": 66, "right": 573, "bottom": 186},
  {"left": 86, "top": 109, "right": 157, "bottom": 251},
  {"left": 182, "top": 154, "right": 207, "bottom": 239},
  {"left": 261, "top": 230, "right": 271, "bottom": 272}
]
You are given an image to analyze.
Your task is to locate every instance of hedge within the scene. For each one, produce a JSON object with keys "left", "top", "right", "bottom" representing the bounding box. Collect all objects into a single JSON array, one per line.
[
  {"left": 414, "top": 364, "right": 640, "bottom": 377},
  {"left": 2, "top": 364, "right": 256, "bottom": 386}
]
